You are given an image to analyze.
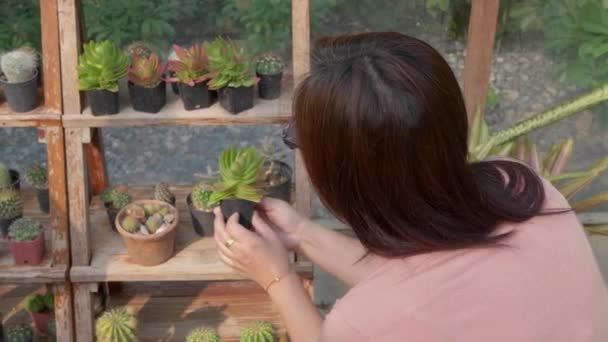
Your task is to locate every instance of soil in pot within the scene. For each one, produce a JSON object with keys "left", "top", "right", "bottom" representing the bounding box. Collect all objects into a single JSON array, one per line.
[
  {"left": 0, "top": 71, "right": 39, "bottom": 112},
  {"left": 105, "top": 203, "right": 120, "bottom": 232},
  {"left": 86, "top": 89, "right": 119, "bottom": 115},
  {"left": 9, "top": 231, "right": 45, "bottom": 265},
  {"left": 30, "top": 311, "right": 54, "bottom": 334},
  {"left": 177, "top": 82, "right": 212, "bottom": 110},
  {"left": 9, "top": 169, "right": 20, "bottom": 190},
  {"left": 37, "top": 188, "right": 50, "bottom": 214},
  {"left": 221, "top": 198, "right": 256, "bottom": 230},
  {"left": 186, "top": 194, "right": 215, "bottom": 237},
  {"left": 219, "top": 86, "right": 254, "bottom": 114},
  {"left": 257, "top": 72, "right": 282, "bottom": 100},
  {"left": 262, "top": 160, "right": 292, "bottom": 203},
  {"left": 128, "top": 81, "right": 167, "bottom": 113},
  {"left": 0, "top": 214, "right": 22, "bottom": 238},
  {"left": 116, "top": 200, "right": 179, "bottom": 266}
]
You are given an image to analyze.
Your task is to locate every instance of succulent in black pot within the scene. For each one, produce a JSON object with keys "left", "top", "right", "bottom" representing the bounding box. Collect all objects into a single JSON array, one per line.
[
  {"left": 255, "top": 53, "right": 284, "bottom": 100},
  {"left": 24, "top": 163, "right": 50, "bottom": 214},
  {"left": 127, "top": 52, "right": 167, "bottom": 113},
  {"left": 166, "top": 44, "right": 215, "bottom": 111}
]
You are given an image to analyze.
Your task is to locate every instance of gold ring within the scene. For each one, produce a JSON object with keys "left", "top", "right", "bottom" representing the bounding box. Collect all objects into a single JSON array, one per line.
[{"left": 225, "top": 238, "right": 236, "bottom": 249}]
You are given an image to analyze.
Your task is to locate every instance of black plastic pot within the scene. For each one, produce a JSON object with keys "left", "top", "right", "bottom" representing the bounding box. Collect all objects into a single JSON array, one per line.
[
  {"left": 128, "top": 81, "right": 166, "bottom": 113},
  {"left": 0, "top": 71, "right": 39, "bottom": 112},
  {"left": 187, "top": 194, "right": 215, "bottom": 237},
  {"left": 37, "top": 188, "right": 50, "bottom": 214},
  {"left": 1, "top": 214, "right": 22, "bottom": 238},
  {"left": 104, "top": 203, "right": 120, "bottom": 232},
  {"left": 257, "top": 72, "right": 282, "bottom": 100},
  {"left": 167, "top": 71, "right": 179, "bottom": 95},
  {"left": 86, "top": 89, "right": 119, "bottom": 116},
  {"left": 9, "top": 169, "right": 20, "bottom": 190},
  {"left": 263, "top": 161, "right": 292, "bottom": 203},
  {"left": 177, "top": 82, "right": 212, "bottom": 110},
  {"left": 219, "top": 86, "right": 254, "bottom": 114},
  {"left": 221, "top": 199, "right": 256, "bottom": 230}
]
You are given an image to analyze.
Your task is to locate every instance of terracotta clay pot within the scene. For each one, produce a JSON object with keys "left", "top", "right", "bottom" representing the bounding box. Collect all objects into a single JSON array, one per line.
[
  {"left": 116, "top": 199, "right": 179, "bottom": 266},
  {"left": 9, "top": 231, "right": 45, "bottom": 265},
  {"left": 30, "top": 310, "right": 54, "bottom": 334}
]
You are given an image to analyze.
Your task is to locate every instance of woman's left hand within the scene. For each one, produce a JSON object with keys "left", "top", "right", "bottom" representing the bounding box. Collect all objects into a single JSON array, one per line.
[{"left": 214, "top": 207, "right": 292, "bottom": 289}]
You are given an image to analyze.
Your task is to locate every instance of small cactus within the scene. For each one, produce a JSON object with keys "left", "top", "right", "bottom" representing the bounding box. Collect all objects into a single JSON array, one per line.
[
  {"left": 24, "top": 293, "right": 54, "bottom": 313},
  {"left": 24, "top": 163, "right": 48, "bottom": 190},
  {"left": 121, "top": 216, "right": 140, "bottom": 233},
  {"left": 154, "top": 182, "right": 175, "bottom": 205},
  {"left": 102, "top": 188, "right": 132, "bottom": 210},
  {"left": 6, "top": 324, "right": 33, "bottom": 342},
  {"left": 0, "top": 162, "right": 11, "bottom": 188},
  {"left": 0, "top": 189, "right": 23, "bottom": 220},
  {"left": 186, "top": 327, "right": 220, "bottom": 342},
  {"left": 8, "top": 218, "right": 41, "bottom": 242},
  {"left": 240, "top": 321, "right": 276, "bottom": 342},
  {"left": 191, "top": 181, "right": 215, "bottom": 211},
  {"left": 124, "top": 41, "right": 153, "bottom": 60},
  {"left": 256, "top": 54, "right": 284, "bottom": 75},
  {"left": 1, "top": 49, "right": 38, "bottom": 83},
  {"left": 95, "top": 308, "right": 137, "bottom": 342},
  {"left": 145, "top": 213, "right": 163, "bottom": 234}
]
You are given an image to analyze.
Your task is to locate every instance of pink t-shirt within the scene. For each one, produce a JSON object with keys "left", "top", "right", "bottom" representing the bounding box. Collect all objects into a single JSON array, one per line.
[{"left": 320, "top": 180, "right": 608, "bottom": 341}]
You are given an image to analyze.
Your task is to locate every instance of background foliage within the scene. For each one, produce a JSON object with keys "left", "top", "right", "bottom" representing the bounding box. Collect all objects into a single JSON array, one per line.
[{"left": 0, "top": 0, "right": 41, "bottom": 52}]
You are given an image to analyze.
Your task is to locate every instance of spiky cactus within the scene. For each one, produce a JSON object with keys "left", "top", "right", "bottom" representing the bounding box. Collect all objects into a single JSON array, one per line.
[
  {"left": 24, "top": 163, "right": 48, "bottom": 190},
  {"left": 1, "top": 49, "right": 38, "bottom": 83},
  {"left": 95, "top": 308, "right": 137, "bottom": 342},
  {"left": 239, "top": 321, "right": 276, "bottom": 342},
  {"left": 121, "top": 216, "right": 140, "bottom": 233},
  {"left": 192, "top": 181, "right": 215, "bottom": 211},
  {"left": 0, "top": 162, "right": 11, "bottom": 188},
  {"left": 256, "top": 54, "right": 284, "bottom": 75},
  {"left": 0, "top": 189, "right": 22, "bottom": 220},
  {"left": 6, "top": 324, "right": 34, "bottom": 342},
  {"left": 102, "top": 188, "right": 132, "bottom": 210},
  {"left": 8, "top": 218, "right": 41, "bottom": 242},
  {"left": 154, "top": 182, "right": 175, "bottom": 205},
  {"left": 186, "top": 327, "right": 220, "bottom": 342}
]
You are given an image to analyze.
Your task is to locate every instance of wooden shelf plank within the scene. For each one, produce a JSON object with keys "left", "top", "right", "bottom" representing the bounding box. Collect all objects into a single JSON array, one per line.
[
  {"left": 63, "top": 79, "right": 293, "bottom": 128},
  {"left": 70, "top": 185, "right": 312, "bottom": 282},
  {"left": 0, "top": 113, "right": 62, "bottom": 128},
  {"left": 0, "top": 188, "right": 67, "bottom": 284}
]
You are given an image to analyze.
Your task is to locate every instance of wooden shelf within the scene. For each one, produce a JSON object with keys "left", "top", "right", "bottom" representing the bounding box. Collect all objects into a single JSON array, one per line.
[
  {"left": 62, "top": 80, "right": 293, "bottom": 128},
  {"left": 70, "top": 185, "right": 312, "bottom": 283},
  {"left": 0, "top": 188, "right": 67, "bottom": 284}
]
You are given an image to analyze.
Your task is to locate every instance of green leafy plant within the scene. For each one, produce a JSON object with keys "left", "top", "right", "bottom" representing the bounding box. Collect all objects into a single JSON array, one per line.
[
  {"left": 6, "top": 324, "right": 33, "bottom": 342},
  {"left": 154, "top": 182, "right": 175, "bottom": 204},
  {"left": 166, "top": 44, "right": 214, "bottom": 86},
  {"left": 95, "top": 308, "right": 137, "bottom": 342},
  {"left": 239, "top": 321, "right": 275, "bottom": 342},
  {"left": 24, "top": 293, "right": 54, "bottom": 313},
  {"left": 209, "top": 146, "right": 265, "bottom": 205},
  {"left": 1, "top": 49, "right": 37, "bottom": 83},
  {"left": 0, "top": 0, "right": 41, "bottom": 51},
  {"left": 101, "top": 187, "right": 132, "bottom": 210},
  {"left": 78, "top": 40, "right": 129, "bottom": 92},
  {"left": 0, "top": 189, "right": 22, "bottom": 220},
  {"left": 128, "top": 53, "right": 165, "bottom": 88},
  {"left": 192, "top": 181, "right": 215, "bottom": 211},
  {"left": 0, "top": 162, "right": 11, "bottom": 188},
  {"left": 8, "top": 218, "right": 41, "bottom": 242},
  {"left": 256, "top": 53, "right": 284, "bottom": 75},
  {"left": 24, "top": 164, "right": 48, "bottom": 190},
  {"left": 205, "top": 38, "right": 256, "bottom": 89},
  {"left": 186, "top": 327, "right": 220, "bottom": 342}
]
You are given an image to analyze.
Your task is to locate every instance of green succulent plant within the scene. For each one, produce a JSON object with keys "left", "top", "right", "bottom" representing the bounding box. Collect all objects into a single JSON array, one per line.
[
  {"left": 8, "top": 217, "right": 41, "bottom": 242},
  {"left": 256, "top": 53, "right": 284, "bottom": 75},
  {"left": 24, "top": 163, "right": 48, "bottom": 190},
  {"left": 121, "top": 216, "right": 140, "bottom": 233},
  {"left": 128, "top": 53, "right": 165, "bottom": 88},
  {"left": 1, "top": 49, "right": 37, "bottom": 83},
  {"left": 239, "top": 321, "right": 276, "bottom": 342},
  {"left": 209, "top": 146, "right": 265, "bottom": 206},
  {"left": 101, "top": 187, "right": 132, "bottom": 210},
  {"left": 0, "top": 162, "right": 11, "bottom": 188},
  {"left": 95, "top": 308, "right": 137, "bottom": 342},
  {"left": 78, "top": 40, "right": 129, "bottom": 92},
  {"left": 24, "top": 293, "right": 54, "bottom": 313},
  {"left": 166, "top": 44, "right": 214, "bottom": 86},
  {"left": 186, "top": 327, "right": 220, "bottom": 342},
  {"left": 6, "top": 324, "right": 33, "bottom": 342},
  {"left": 154, "top": 182, "right": 175, "bottom": 204},
  {"left": 0, "top": 189, "right": 23, "bottom": 220},
  {"left": 123, "top": 41, "right": 153, "bottom": 60},
  {"left": 192, "top": 181, "right": 215, "bottom": 211},
  {"left": 205, "top": 38, "right": 256, "bottom": 89}
]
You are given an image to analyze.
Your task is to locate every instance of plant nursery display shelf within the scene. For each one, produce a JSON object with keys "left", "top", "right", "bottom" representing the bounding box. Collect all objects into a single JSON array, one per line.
[
  {"left": 0, "top": 188, "right": 66, "bottom": 283},
  {"left": 70, "top": 185, "right": 312, "bottom": 283}
]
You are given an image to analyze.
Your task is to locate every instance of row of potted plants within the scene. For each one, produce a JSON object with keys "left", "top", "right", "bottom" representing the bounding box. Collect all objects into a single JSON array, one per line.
[
  {"left": 0, "top": 46, "right": 42, "bottom": 113},
  {"left": 1, "top": 293, "right": 56, "bottom": 342},
  {"left": 78, "top": 39, "right": 285, "bottom": 116},
  {"left": 95, "top": 307, "right": 276, "bottom": 342}
]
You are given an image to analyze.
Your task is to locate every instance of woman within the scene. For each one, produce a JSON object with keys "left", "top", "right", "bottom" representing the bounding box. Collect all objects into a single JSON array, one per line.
[{"left": 213, "top": 32, "right": 608, "bottom": 341}]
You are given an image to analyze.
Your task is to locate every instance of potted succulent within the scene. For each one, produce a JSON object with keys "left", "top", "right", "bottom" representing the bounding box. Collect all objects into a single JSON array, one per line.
[
  {"left": 255, "top": 53, "right": 284, "bottom": 100},
  {"left": 260, "top": 137, "right": 292, "bottom": 202},
  {"left": 240, "top": 321, "right": 276, "bottom": 342},
  {"left": 154, "top": 182, "right": 175, "bottom": 205},
  {"left": 0, "top": 189, "right": 22, "bottom": 238},
  {"left": 166, "top": 44, "right": 215, "bottom": 110},
  {"left": 24, "top": 293, "right": 54, "bottom": 334},
  {"left": 116, "top": 200, "right": 179, "bottom": 266},
  {"left": 16, "top": 46, "right": 42, "bottom": 86},
  {"left": 128, "top": 53, "right": 166, "bottom": 113},
  {"left": 187, "top": 180, "right": 217, "bottom": 236},
  {"left": 96, "top": 308, "right": 137, "bottom": 342},
  {"left": 187, "top": 327, "right": 220, "bottom": 342},
  {"left": 78, "top": 40, "right": 130, "bottom": 115},
  {"left": 8, "top": 218, "right": 45, "bottom": 265},
  {"left": 5, "top": 324, "right": 33, "bottom": 342},
  {"left": 0, "top": 162, "right": 20, "bottom": 190},
  {"left": 101, "top": 187, "right": 132, "bottom": 232},
  {"left": 206, "top": 38, "right": 257, "bottom": 114},
  {"left": 24, "top": 164, "right": 49, "bottom": 213},
  {"left": 123, "top": 41, "right": 153, "bottom": 60},
  {"left": 0, "top": 48, "right": 39, "bottom": 112},
  {"left": 209, "top": 146, "right": 265, "bottom": 230}
]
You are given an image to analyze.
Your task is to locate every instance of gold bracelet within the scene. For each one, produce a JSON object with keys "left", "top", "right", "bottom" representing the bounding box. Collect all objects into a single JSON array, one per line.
[{"left": 265, "top": 270, "right": 293, "bottom": 292}]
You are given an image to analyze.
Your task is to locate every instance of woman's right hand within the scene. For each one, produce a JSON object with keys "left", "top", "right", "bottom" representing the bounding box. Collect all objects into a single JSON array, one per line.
[{"left": 256, "top": 197, "right": 310, "bottom": 251}]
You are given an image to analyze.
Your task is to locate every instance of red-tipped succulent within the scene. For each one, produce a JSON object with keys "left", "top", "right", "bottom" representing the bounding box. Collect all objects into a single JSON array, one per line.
[
  {"left": 166, "top": 44, "right": 216, "bottom": 86},
  {"left": 128, "top": 53, "right": 165, "bottom": 88}
]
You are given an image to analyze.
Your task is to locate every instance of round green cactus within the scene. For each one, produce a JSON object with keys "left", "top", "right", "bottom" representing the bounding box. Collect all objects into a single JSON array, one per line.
[
  {"left": 239, "top": 321, "right": 276, "bottom": 342},
  {"left": 191, "top": 181, "right": 215, "bottom": 211},
  {"left": 102, "top": 188, "right": 132, "bottom": 210},
  {"left": 121, "top": 216, "right": 140, "bottom": 233},
  {"left": 154, "top": 182, "right": 175, "bottom": 204},
  {"left": 95, "top": 308, "right": 137, "bottom": 342},
  {"left": 186, "top": 327, "right": 220, "bottom": 342},
  {"left": 0, "top": 189, "right": 23, "bottom": 220},
  {"left": 6, "top": 324, "right": 34, "bottom": 342},
  {"left": 255, "top": 53, "right": 284, "bottom": 75},
  {"left": 24, "top": 163, "right": 48, "bottom": 190},
  {"left": 1, "top": 49, "right": 38, "bottom": 83},
  {"left": 8, "top": 218, "right": 41, "bottom": 242},
  {"left": 0, "top": 162, "right": 11, "bottom": 188}
]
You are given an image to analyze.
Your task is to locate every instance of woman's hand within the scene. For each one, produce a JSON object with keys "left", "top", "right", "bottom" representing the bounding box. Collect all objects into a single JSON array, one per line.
[
  {"left": 256, "top": 197, "right": 311, "bottom": 251},
  {"left": 214, "top": 207, "right": 291, "bottom": 289}
]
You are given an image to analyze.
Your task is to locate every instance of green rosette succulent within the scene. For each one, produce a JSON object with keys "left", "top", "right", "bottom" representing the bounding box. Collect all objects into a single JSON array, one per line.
[
  {"left": 205, "top": 38, "right": 256, "bottom": 89},
  {"left": 209, "top": 146, "right": 265, "bottom": 205},
  {"left": 78, "top": 40, "right": 129, "bottom": 92}
]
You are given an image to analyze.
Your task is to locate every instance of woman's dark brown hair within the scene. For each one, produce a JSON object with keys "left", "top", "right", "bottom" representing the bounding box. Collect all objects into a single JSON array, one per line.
[{"left": 293, "top": 32, "right": 546, "bottom": 257}]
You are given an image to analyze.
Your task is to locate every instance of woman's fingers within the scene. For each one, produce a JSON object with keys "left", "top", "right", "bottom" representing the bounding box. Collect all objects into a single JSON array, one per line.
[
  {"left": 218, "top": 251, "right": 245, "bottom": 273},
  {"left": 252, "top": 212, "right": 278, "bottom": 241},
  {"left": 225, "top": 213, "right": 258, "bottom": 243}
]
